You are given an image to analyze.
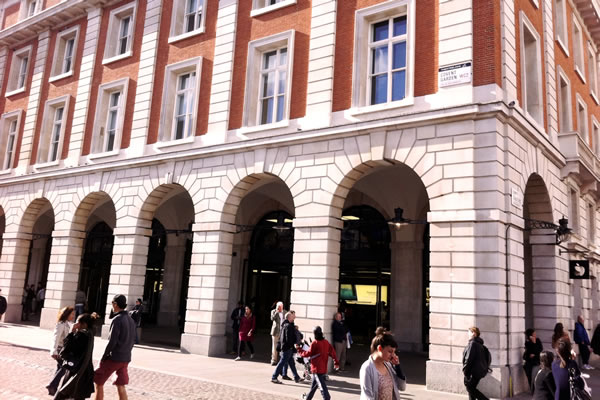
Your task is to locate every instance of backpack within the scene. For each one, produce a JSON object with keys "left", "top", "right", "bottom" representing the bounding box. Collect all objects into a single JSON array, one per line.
[
  {"left": 482, "top": 344, "right": 492, "bottom": 375},
  {"left": 569, "top": 367, "right": 592, "bottom": 400}
]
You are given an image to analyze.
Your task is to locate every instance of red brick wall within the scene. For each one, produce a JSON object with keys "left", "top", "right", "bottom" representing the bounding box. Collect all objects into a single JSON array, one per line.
[
  {"left": 332, "top": 0, "right": 438, "bottom": 112},
  {"left": 44, "top": 0, "right": 63, "bottom": 9},
  {"left": 473, "top": 0, "right": 502, "bottom": 87},
  {"left": 146, "top": 0, "right": 218, "bottom": 144},
  {"left": 3, "top": 3, "right": 20, "bottom": 30},
  {"left": 227, "top": 0, "right": 311, "bottom": 130},
  {"left": 82, "top": 0, "right": 144, "bottom": 155}
]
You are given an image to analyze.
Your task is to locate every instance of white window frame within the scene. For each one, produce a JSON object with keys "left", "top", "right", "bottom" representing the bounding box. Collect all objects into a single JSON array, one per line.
[
  {"left": 592, "top": 116, "right": 600, "bottom": 155},
  {"left": 352, "top": 0, "right": 415, "bottom": 113},
  {"left": 36, "top": 95, "right": 70, "bottom": 166},
  {"left": 158, "top": 57, "right": 202, "bottom": 143},
  {"left": 576, "top": 94, "right": 588, "bottom": 141},
  {"left": 587, "top": 43, "right": 599, "bottom": 104},
  {"left": 554, "top": 0, "right": 569, "bottom": 55},
  {"left": 6, "top": 45, "right": 32, "bottom": 97},
  {"left": 0, "top": 110, "right": 22, "bottom": 171},
  {"left": 251, "top": 0, "right": 297, "bottom": 17},
  {"left": 102, "top": 1, "right": 137, "bottom": 65},
  {"left": 557, "top": 66, "right": 572, "bottom": 133},
  {"left": 90, "top": 78, "right": 129, "bottom": 156},
  {"left": 168, "top": 0, "right": 208, "bottom": 43},
  {"left": 49, "top": 26, "right": 80, "bottom": 82},
  {"left": 20, "top": 0, "right": 40, "bottom": 20},
  {"left": 519, "top": 13, "right": 544, "bottom": 125},
  {"left": 242, "top": 30, "right": 294, "bottom": 130},
  {"left": 588, "top": 202, "right": 596, "bottom": 243},
  {"left": 573, "top": 16, "right": 586, "bottom": 82},
  {"left": 570, "top": 188, "right": 580, "bottom": 235}
]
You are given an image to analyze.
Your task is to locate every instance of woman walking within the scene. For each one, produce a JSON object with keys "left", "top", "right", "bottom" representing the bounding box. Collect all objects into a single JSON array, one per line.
[
  {"left": 235, "top": 306, "right": 255, "bottom": 361},
  {"left": 532, "top": 350, "right": 555, "bottom": 400},
  {"left": 54, "top": 312, "right": 99, "bottom": 400},
  {"left": 551, "top": 338, "right": 579, "bottom": 400},
  {"left": 46, "top": 306, "right": 75, "bottom": 395},
  {"left": 359, "top": 327, "right": 406, "bottom": 400},
  {"left": 523, "top": 328, "right": 543, "bottom": 390}
]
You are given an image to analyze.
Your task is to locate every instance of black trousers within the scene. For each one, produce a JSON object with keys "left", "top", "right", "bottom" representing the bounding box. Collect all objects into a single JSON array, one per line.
[
  {"left": 238, "top": 340, "right": 254, "bottom": 357},
  {"left": 464, "top": 377, "right": 489, "bottom": 400},
  {"left": 579, "top": 343, "right": 591, "bottom": 365},
  {"left": 232, "top": 328, "right": 239, "bottom": 353}
]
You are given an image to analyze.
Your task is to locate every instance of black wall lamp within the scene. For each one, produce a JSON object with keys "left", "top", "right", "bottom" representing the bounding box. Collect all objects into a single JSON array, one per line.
[
  {"left": 234, "top": 212, "right": 293, "bottom": 233},
  {"left": 524, "top": 216, "right": 572, "bottom": 245},
  {"left": 386, "top": 208, "right": 428, "bottom": 229}
]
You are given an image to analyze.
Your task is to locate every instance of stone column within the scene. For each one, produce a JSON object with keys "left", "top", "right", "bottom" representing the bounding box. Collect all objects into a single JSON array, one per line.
[
  {"left": 40, "top": 228, "right": 85, "bottom": 329},
  {"left": 180, "top": 222, "right": 235, "bottom": 356},
  {"left": 0, "top": 232, "right": 31, "bottom": 322},
  {"left": 290, "top": 216, "right": 342, "bottom": 340},
  {"left": 157, "top": 234, "right": 186, "bottom": 326},
  {"left": 101, "top": 227, "right": 149, "bottom": 337}
]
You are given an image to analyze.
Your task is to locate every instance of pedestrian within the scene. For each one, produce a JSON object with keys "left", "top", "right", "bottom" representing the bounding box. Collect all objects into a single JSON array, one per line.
[
  {"left": 552, "top": 337, "right": 580, "bottom": 400},
  {"left": 462, "top": 326, "right": 489, "bottom": 400},
  {"left": 235, "top": 305, "right": 255, "bottom": 361},
  {"left": 532, "top": 350, "right": 555, "bottom": 400},
  {"left": 46, "top": 306, "right": 75, "bottom": 395},
  {"left": 271, "top": 311, "right": 303, "bottom": 384},
  {"left": 230, "top": 301, "right": 244, "bottom": 355},
  {"left": 574, "top": 315, "right": 594, "bottom": 370},
  {"left": 332, "top": 312, "right": 347, "bottom": 372},
  {"left": 93, "top": 294, "right": 136, "bottom": 400},
  {"left": 523, "top": 328, "right": 543, "bottom": 391},
  {"left": 0, "top": 288, "right": 7, "bottom": 320},
  {"left": 281, "top": 311, "right": 302, "bottom": 380},
  {"left": 270, "top": 301, "right": 286, "bottom": 365},
  {"left": 551, "top": 323, "right": 569, "bottom": 350},
  {"left": 359, "top": 327, "right": 406, "bottom": 400},
  {"left": 37, "top": 285, "right": 46, "bottom": 314},
  {"left": 54, "top": 312, "right": 99, "bottom": 400},
  {"left": 75, "top": 290, "right": 87, "bottom": 319},
  {"left": 128, "top": 298, "right": 143, "bottom": 345},
  {"left": 297, "top": 326, "right": 339, "bottom": 400},
  {"left": 591, "top": 322, "right": 600, "bottom": 355},
  {"left": 23, "top": 284, "right": 35, "bottom": 321}
]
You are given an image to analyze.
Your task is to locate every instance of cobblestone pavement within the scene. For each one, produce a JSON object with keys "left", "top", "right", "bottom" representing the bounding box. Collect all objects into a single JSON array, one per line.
[{"left": 0, "top": 342, "right": 288, "bottom": 400}]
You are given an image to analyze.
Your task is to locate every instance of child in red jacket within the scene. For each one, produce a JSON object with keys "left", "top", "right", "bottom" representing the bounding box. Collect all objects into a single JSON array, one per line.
[{"left": 297, "top": 326, "right": 339, "bottom": 400}]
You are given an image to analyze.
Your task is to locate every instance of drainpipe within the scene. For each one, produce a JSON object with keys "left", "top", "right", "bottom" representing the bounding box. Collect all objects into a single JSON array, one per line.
[{"left": 504, "top": 223, "right": 513, "bottom": 398}]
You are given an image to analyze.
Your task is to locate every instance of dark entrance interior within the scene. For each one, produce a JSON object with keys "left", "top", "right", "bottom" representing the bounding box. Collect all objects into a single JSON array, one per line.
[{"left": 78, "top": 222, "right": 114, "bottom": 318}]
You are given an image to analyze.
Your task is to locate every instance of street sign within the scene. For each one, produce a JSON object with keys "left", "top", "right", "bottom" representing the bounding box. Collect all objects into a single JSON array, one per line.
[
  {"left": 439, "top": 62, "right": 472, "bottom": 87},
  {"left": 569, "top": 260, "right": 590, "bottom": 279}
]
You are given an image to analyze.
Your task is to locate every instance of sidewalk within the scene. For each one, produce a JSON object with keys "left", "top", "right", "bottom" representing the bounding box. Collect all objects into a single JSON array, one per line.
[{"left": 2, "top": 322, "right": 597, "bottom": 400}]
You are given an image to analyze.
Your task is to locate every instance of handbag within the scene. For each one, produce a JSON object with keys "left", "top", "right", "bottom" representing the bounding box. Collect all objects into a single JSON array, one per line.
[{"left": 569, "top": 367, "right": 592, "bottom": 400}]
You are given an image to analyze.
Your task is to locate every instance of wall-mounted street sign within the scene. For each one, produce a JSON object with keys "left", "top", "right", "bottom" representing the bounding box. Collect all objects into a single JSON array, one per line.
[
  {"left": 569, "top": 260, "right": 590, "bottom": 279},
  {"left": 439, "top": 62, "right": 472, "bottom": 87},
  {"left": 511, "top": 187, "right": 524, "bottom": 210}
]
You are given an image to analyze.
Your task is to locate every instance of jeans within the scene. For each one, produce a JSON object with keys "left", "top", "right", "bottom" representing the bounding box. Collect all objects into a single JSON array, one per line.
[
  {"left": 272, "top": 349, "right": 299, "bottom": 380},
  {"left": 47, "top": 360, "right": 65, "bottom": 391},
  {"left": 282, "top": 352, "right": 297, "bottom": 377},
  {"left": 464, "top": 376, "right": 489, "bottom": 400},
  {"left": 305, "top": 373, "right": 330, "bottom": 400},
  {"left": 74, "top": 304, "right": 84, "bottom": 319}
]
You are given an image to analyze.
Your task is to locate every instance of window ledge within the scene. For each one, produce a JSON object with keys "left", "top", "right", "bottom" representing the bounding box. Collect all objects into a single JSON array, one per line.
[
  {"left": 238, "top": 119, "right": 290, "bottom": 135},
  {"left": 592, "top": 92, "right": 599, "bottom": 106},
  {"left": 251, "top": 0, "right": 296, "bottom": 17},
  {"left": 87, "top": 149, "right": 120, "bottom": 160},
  {"left": 348, "top": 98, "right": 415, "bottom": 116},
  {"left": 48, "top": 71, "right": 74, "bottom": 83},
  {"left": 33, "top": 160, "right": 60, "bottom": 170},
  {"left": 575, "top": 66, "right": 586, "bottom": 84},
  {"left": 0, "top": 168, "right": 12, "bottom": 176},
  {"left": 102, "top": 51, "right": 132, "bottom": 66},
  {"left": 556, "top": 37, "right": 569, "bottom": 57},
  {"left": 5, "top": 87, "right": 26, "bottom": 97},
  {"left": 155, "top": 135, "right": 196, "bottom": 149},
  {"left": 168, "top": 28, "right": 205, "bottom": 44}
]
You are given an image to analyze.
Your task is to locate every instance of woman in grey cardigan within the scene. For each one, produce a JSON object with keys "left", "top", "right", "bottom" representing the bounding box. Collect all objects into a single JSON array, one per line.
[{"left": 359, "top": 327, "right": 406, "bottom": 400}]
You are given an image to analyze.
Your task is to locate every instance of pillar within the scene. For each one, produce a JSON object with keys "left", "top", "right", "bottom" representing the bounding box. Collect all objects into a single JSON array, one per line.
[{"left": 0, "top": 232, "right": 31, "bottom": 322}]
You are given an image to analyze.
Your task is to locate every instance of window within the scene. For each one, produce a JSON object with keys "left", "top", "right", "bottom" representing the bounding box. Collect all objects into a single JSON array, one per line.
[
  {"left": 520, "top": 13, "right": 543, "bottom": 124},
  {"left": 91, "top": 78, "right": 129, "bottom": 154},
  {"left": 243, "top": 31, "right": 294, "bottom": 128},
  {"left": 593, "top": 118, "right": 600, "bottom": 154},
  {"left": 0, "top": 110, "right": 22, "bottom": 171},
  {"left": 573, "top": 17, "right": 585, "bottom": 81},
  {"left": 159, "top": 57, "right": 202, "bottom": 142},
  {"left": 6, "top": 46, "right": 32, "bottom": 96},
  {"left": 37, "top": 96, "right": 70, "bottom": 164},
  {"left": 170, "top": 0, "right": 207, "bottom": 41},
  {"left": 587, "top": 44, "right": 598, "bottom": 100},
  {"left": 557, "top": 68, "right": 572, "bottom": 132},
  {"left": 570, "top": 188, "right": 579, "bottom": 234},
  {"left": 588, "top": 203, "right": 595, "bottom": 243},
  {"left": 20, "top": 0, "right": 39, "bottom": 19},
  {"left": 50, "top": 26, "right": 80, "bottom": 81},
  {"left": 554, "top": 0, "right": 568, "bottom": 53},
  {"left": 103, "top": 2, "right": 136, "bottom": 64},
  {"left": 576, "top": 95, "right": 588, "bottom": 140},
  {"left": 353, "top": 0, "right": 415, "bottom": 110},
  {"left": 251, "top": 0, "right": 296, "bottom": 17}
]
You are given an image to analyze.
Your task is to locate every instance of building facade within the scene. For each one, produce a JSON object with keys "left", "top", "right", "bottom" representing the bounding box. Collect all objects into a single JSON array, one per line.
[{"left": 0, "top": 0, "right": 599, "bottom": 397}]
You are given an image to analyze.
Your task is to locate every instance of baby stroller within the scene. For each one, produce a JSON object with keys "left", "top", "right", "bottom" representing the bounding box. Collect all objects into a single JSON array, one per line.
[{"left": 295, "top": 339, "right": 312, "bottom": 382}]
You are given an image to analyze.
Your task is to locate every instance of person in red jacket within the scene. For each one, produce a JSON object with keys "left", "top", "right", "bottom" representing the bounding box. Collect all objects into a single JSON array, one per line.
[{"left": 297, "top": 326, "right": 339, "bottom": 400}]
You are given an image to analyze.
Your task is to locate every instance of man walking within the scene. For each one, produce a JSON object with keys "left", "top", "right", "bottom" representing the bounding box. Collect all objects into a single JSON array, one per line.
[
  {"left": 332, "top": 312, "right": 347, "bottom": 371},
  {"left": 0, "top": 288, "right": 7, "bottom": 320},
  {"left": 270, "top": 301, "right": 286, "bottom": 365},
  {"left": 574, "top": 315, "right": 594, "bottom": 370},
  {"left": 94, "top": 294, "right": 136, "bottom": 400},
  {"left": 271, "top": 311, "right": 302, "bottom": 384},
  {"left": 230, "top": 301, "right": 244, "bottom": 354},
  {"left": 462, "top": 326, "right": 489, "bottom": 400}
]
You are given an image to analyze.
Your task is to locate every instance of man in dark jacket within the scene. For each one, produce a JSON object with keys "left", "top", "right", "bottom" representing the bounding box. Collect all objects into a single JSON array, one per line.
[
  {"left": 271, "top": 311, "right": 302, "bottom": 384},
  {"left": 462, "top": 326, "right": 489, "bottom": 400},
  {"left": 0, "top": 288, "right": 7, "bottom": 320},
  {"left": 332, "top": 312, "right": 347, "bottom": 371},
  {"left": 574, "top": 315, "right": 593, "bottom": 369},
  {"left": 591, "top": 323, "right": 600, "bottom": 355},
  {"left": 230, "top": 301, "right": 244, "bottom": 354},
  {"left": 94, "top": 294, "right": 136, "bottom": 400}
]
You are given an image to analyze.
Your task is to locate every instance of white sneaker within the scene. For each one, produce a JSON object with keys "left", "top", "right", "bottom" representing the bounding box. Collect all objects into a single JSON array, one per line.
[
  {"left": 584, "top": 364, "right": 594, "bottom": 370},
  {"left": 234, "top": 357, "right": 241, "bottom": 361},
  {"left": 250, "top": 353, "right": 255, "bottom": 359},
  {"left": 582, "top": 373, "right": 591, "bottom": 379}
]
